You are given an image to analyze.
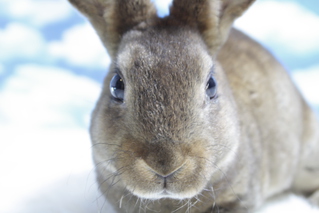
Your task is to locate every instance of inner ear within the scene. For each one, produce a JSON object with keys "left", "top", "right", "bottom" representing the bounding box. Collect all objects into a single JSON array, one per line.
[
  {"left": 218, "top": 0, "right": 256, "bottom": 39},
  {"left": 168, "top": 0, "right": 256, "bottom": 54},
  {"left": 68, "top": 0, "right": 158, "bottom": 58}
]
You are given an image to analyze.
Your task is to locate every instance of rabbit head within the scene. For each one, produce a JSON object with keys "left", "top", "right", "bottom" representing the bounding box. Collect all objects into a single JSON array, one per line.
[{"left": 69, "top": 0, "right": 255, "bottom": 201}]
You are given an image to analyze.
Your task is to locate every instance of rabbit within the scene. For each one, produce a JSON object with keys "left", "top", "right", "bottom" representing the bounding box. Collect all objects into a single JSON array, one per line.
[{"left": 68, "top": 0, "right": 319, "bottom": 212}]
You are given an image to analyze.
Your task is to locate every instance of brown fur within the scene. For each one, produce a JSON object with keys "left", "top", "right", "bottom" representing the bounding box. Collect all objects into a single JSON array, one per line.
[{"left": 68, "top": 0, "right": 319, "bottom": 212}]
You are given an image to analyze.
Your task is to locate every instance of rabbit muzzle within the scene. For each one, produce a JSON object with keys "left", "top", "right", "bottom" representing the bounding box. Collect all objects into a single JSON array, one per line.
[{"left": 110, "top": 137, "right": 217, "bottom": 200}]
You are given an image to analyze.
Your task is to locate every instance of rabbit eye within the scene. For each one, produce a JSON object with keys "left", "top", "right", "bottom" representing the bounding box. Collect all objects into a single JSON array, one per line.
[
  {"left": 110, "top": 74, "right": 125, "bottom": 101},
  {"left": 206, "top": 76, "right": 217, "bottom": 99}
]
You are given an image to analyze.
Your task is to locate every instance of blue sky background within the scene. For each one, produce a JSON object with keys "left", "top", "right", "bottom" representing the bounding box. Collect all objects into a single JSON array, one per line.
[{"left": 0, "top": 0, "right": 318, "bottom": 212}]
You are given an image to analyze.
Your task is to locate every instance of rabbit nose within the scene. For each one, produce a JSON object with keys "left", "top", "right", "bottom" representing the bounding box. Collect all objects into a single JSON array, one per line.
[
  {"left": 142, "top": 143, "right": 185, "bottom": 178},
  {"left": 146, "top": 160, "right": 185, "bottom": 181}
]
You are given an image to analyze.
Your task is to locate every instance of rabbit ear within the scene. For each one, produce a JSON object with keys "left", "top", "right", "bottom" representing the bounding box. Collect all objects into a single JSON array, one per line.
[
  {"left": 169, "top": 0, "right": 255, "bottom": 53},
  {"left": 68, "top": 0, "right": 157, "bottom": 57}
]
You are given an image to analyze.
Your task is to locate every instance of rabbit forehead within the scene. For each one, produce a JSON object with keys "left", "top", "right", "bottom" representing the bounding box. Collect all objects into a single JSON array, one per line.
[{"left": 117, "top": 28, "right": 214, "bottom": 83}]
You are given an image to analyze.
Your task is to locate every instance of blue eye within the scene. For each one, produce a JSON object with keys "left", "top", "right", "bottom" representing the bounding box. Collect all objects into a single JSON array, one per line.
[
  {"left": 110, "top": 74, "right": 125, "bottom": 101},
  {"left": 206, "top": 76, "right": 217, "bottom": 99}
]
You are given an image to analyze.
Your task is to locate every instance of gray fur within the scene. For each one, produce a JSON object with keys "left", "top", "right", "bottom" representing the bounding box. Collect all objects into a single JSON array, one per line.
[{"left": 67, "top": 0, "right": 319, "bottom": 212}]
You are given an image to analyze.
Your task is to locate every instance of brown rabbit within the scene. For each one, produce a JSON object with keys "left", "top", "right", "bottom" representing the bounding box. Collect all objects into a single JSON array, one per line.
[{"left": 68, "top": 0, "right": 319, "bottom": 212}]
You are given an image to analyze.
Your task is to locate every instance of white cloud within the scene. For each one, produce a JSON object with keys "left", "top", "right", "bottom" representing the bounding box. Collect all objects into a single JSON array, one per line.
[
  {"left": 0, "top": 64, "right": 101, "bottom": 128},
  {"left": 0, "top": 64, "right": 4, "bottom": 75},
  {"left": 0, "top": 22, "right": 109, "bottom": 69},
  {"left": 48, "top": 23, "right": 110, "bottom": 68},
  {"left": 0, "top": 127, "right": 95, "bottom": 212},
  {"left": 256, "top": 194, "right": 319, "bottom": 213},
  {"left": 291, "top": 65, "right": 319, "bottom": 106},
  {"left": 7, "top": 170, "right": 111, "bottom": 213},
  {"left": 0, "top": 23, "right": 46, "bottom": 61},
  {"left": 1, "top": 0, "right": 72, "bottom": 27},
  {"left": 0, "top": 64, "right": 101, "bottom": 211},
  {"left": 235, "top": 1, "right": 319, "bottom": 55}
]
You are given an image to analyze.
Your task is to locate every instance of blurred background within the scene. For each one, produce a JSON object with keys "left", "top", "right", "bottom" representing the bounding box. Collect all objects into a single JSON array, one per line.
[{"left": 0, "top": 0, "right": 318, "bottom": 212}]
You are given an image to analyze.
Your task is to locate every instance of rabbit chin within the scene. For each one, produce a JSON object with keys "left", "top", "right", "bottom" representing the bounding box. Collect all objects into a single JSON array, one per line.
[{"left": 128, "top": 188, "right": 200, "bottom": 200}]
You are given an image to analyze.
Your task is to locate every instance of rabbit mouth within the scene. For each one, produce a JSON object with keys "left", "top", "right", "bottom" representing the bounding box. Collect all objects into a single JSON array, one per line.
[
  {"left": 120, "top": 157, "right": 214, "bottom": 200},
  {"left": 125, "top": 177, "right": 210, "bottom": 201}
]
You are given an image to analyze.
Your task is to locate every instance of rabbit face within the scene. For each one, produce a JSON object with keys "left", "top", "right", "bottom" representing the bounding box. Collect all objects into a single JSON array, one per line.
[{"left": 90, "top": 27, "right": 240, "bottom": 200}]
